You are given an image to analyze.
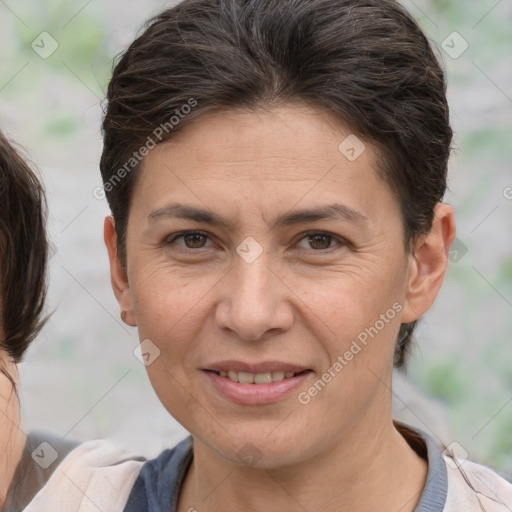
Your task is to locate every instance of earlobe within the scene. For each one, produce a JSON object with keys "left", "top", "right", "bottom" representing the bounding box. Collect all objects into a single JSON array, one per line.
[
  {"left": 103, "top": 216, "right": 137, "bottom": 327},
  {"left": 401, "top": 203, "right": 456, "bottom": 323}
]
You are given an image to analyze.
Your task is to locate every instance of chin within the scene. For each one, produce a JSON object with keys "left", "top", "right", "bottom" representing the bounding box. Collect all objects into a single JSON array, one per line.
[{"left": 197, "top": 423, "right": 315, "bottom": 470}]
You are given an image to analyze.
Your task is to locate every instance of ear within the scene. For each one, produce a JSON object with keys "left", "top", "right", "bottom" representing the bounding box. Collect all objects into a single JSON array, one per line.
[
  {"left": 104, "top": 216, "right": 136, "bottom": 326},
  {"left": 401, "top": 203, "right": 456, "bottom": 323}
]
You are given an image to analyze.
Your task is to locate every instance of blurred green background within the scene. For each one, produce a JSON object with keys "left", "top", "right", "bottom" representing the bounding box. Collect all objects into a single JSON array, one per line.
[{"left": 1, "top": 0, "right": 511, "bottom": 472}]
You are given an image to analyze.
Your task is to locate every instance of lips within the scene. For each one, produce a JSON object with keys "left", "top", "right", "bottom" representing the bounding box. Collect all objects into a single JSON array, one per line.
[{"left": 202, "top": 361, "right": 313, "bottom": 405}]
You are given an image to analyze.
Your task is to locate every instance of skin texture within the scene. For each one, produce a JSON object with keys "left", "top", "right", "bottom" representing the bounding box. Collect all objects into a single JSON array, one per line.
[
  {"left": 0, "top": 351, "right": 25, "bottom": 507},
  {"left": 105, "top": 103, "right": 456, "bottom": 512}
]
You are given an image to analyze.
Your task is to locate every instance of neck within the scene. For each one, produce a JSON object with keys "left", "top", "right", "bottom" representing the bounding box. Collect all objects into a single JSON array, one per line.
[
  {"left": 179, "top": 416, "right": 427, "bottom": 512},
  {"left": 0, "top": 361, "right": 26, "bottom": 508}
]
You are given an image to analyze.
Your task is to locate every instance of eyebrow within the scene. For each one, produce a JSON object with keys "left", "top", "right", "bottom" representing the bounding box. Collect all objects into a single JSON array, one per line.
[{"left": 148, "top": 202, "right": 368, "bottom": 230}]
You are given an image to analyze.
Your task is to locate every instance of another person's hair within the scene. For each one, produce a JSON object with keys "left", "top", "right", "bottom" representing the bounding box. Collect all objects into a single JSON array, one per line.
[
  {"left": 100, "top": 0, "right": 452, "bottom": 368},
  {"left": 0, "top": 130, "right": 48, "bottom": 367}
]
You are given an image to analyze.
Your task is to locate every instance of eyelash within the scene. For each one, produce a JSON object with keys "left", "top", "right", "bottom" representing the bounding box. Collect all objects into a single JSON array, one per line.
[{"left": 164, "top": 230, "right": 349, "bottom": 253}]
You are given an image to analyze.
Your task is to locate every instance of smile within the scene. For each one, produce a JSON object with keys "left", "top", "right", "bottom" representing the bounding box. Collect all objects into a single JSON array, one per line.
[
  {"left": 213, "top": 370, "right": 306, "bottom": 384},
  {"left": 202, "top": 363, "right": 313, "bottom": 405}
]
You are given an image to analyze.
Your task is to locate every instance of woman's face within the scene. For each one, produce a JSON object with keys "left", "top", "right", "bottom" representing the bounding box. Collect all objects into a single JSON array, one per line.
[{"left": 107, "top": 103, "right": 438, "bottom": 467}]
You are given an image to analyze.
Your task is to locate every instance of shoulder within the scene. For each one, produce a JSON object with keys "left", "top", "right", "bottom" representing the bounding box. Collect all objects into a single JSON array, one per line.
[
  {"left": 23, "top": 436, "right": 146, "bottom": 512},
  {"left": 5, "top": 430, "right": 81, "bottom": 510},
  {"left": 123, "top": 436, "right": 193, "bottom": 512},
  {"left": 443, "top": 454, "right": 512, "bottom": 511},
  {"left": 394, "top": 421, "right": 512, "bottom": 512}
]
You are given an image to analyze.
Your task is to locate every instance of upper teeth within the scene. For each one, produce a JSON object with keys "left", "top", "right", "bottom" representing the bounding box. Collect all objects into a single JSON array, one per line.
[{"left": 219, "top": 370, "right": 296, "bottom": 384}]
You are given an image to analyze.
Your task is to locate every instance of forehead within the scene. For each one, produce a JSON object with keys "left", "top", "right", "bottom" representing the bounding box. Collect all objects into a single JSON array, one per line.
[
  {"left": 133, "top": 103, "right": 399, "bottom": 226},
  {"left": 153, "top": 104, "right": 371, "bottom": 175}
]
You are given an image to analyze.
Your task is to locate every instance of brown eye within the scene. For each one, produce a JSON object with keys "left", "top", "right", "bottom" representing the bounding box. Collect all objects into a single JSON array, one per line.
[
  {"left": 294, "top": 231, "right": 347, "bottom": 252},
  {"left": 182, "top": 233, "right": 208, "bottom": 248},
  {"left": 165, "top": 231, "right": 213, "bottom": 250},
  {"left": 308, "top": 233, "right": 332, "bottom": 250}
]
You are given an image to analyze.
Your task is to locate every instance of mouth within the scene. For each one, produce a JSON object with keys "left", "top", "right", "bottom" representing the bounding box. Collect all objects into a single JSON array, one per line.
[
  {"left": 206, "top": 369, "right": 311, "bottom": 384},
  {"left": 201, "top": 362, "right": 313, "bottom": 405}
]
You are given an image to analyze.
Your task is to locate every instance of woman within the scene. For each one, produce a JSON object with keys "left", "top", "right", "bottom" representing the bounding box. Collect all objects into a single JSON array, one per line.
[
  {"left": 0, "top": 129, "right": 144, "bottom": 511},
  {"left": 100, "top": 0, "right": 512, "bottom": 510},
  {"left": 0, "top": 128, "right": 66, "bottom": 510},
  {"left": 0, "top": 132, "right": 51, "bottom": 510}
]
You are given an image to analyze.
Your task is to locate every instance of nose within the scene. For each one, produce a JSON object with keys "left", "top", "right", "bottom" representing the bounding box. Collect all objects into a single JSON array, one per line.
[{"left": 214, "top": 250, "right": 294, "bottom": 341}]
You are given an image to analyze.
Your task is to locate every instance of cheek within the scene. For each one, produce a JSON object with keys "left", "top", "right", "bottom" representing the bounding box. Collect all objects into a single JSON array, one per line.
[
  {"left": 288, "top": 263, "right": 407, "bottom": 385},
  {"left": 295, "top": 275, "right": 403, "bottom": 411},
  {"left": 129, "top": 269, "right": 212, "bottom": 422},
  {"left": 129, "top": 263, "right": 221, "bottom": 368},
  {"left": 292, "top": 261, "right": 406, "bottom": 333},
  {"left": 131, "top": 259, "right": 206, "bottom": 326}
]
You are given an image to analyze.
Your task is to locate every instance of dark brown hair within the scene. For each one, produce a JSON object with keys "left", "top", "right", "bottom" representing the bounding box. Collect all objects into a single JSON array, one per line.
[
  {"left": 100, "top": 0, "right": 452, "bottom": 367},
  {"left": 0, "top": 130, "right": 48, "bottom": 364}
]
